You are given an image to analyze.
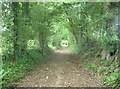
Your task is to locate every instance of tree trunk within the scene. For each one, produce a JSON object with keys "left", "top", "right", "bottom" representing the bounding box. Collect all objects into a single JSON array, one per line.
[
  {"left": 39, "top": 31, "right": 45, "bottom": 54},
  {"left": 20, "top": 2, "right": 29, "bottom": 54},
  {"left": 12, "top": 2, "right": 19, "bottom": 60},
  {"left": 118, "top": 2, "right": 120, "bottom": 39},
  {"left": 118, "top": 3, "right": 120, "bottom": 60}
]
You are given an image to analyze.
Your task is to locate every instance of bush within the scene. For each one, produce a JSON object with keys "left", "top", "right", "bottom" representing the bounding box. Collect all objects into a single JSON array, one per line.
[{"left": 2, "top": 49, "right": 50, "bottom": 88}]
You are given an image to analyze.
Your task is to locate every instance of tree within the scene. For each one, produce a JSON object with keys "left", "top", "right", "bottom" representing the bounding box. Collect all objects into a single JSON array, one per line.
[{"left": 12, "top": 2, "right": 20, "bottom": 60}]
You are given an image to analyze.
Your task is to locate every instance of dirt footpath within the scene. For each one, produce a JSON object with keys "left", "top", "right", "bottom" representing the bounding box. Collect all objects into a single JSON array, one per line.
[{"left": 17, "top": 48, "right": 103, "bottom": 87}]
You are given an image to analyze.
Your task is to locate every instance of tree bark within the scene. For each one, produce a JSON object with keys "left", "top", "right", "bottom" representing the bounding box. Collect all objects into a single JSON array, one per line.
[
  {"left": 12, "top": 2, "right": 19, "bottom": 60},
  {"left": 39, "top": 31, "right": 45, "bottom": 54},
  {"left": 20, "top": 2, "right": 29, "bottom": 54}
]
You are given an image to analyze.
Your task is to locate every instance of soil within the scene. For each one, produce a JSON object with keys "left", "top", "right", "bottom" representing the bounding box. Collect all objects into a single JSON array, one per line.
[{"left": 16, "top": 47, "right": 103, "bottom": 87}]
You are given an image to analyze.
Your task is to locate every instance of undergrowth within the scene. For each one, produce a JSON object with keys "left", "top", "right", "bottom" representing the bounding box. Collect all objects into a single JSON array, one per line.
[
  {"left": 2, "top": 49, "right": 53, "bottom": 88},
  {"left": 82, "top": 49, "right": 120, "bottom": 89}
]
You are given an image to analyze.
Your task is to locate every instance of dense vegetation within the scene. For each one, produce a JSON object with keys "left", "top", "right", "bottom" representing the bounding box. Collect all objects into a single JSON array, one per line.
[{"left": 1, "top": 2, "right": 120, "bottom": 88}]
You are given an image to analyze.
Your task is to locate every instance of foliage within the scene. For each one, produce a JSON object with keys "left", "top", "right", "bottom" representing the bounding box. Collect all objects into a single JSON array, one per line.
[
  {"left": 2, "top": 49, "right": 50, "bottom": 87},
  {"left": 1, "top": 2, "right": 120, "bottom": 88},
  {"left": 63, "top": 2, "right": 119, "bottom": 88}
]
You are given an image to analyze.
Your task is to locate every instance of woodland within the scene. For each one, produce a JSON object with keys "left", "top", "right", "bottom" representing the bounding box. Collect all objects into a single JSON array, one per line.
[{"left": 1, "top": 2, "right": 120, "bottom": 89}]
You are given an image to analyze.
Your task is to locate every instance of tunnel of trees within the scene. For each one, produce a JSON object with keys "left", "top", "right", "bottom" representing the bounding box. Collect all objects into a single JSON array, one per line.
[{"left": 0, "top": 2, "right": 120, "bottom": 88}]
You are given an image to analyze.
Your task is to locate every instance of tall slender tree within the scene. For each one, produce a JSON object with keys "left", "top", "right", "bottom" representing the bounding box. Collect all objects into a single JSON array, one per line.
[{"left": 12, "top": 2, "right": 19, "bottom": 60}]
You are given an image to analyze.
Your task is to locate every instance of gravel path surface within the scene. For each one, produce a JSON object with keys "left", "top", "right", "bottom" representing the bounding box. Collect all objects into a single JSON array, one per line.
[{"left": 16, "top": 48, "right": 103, "bottom": 87}]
